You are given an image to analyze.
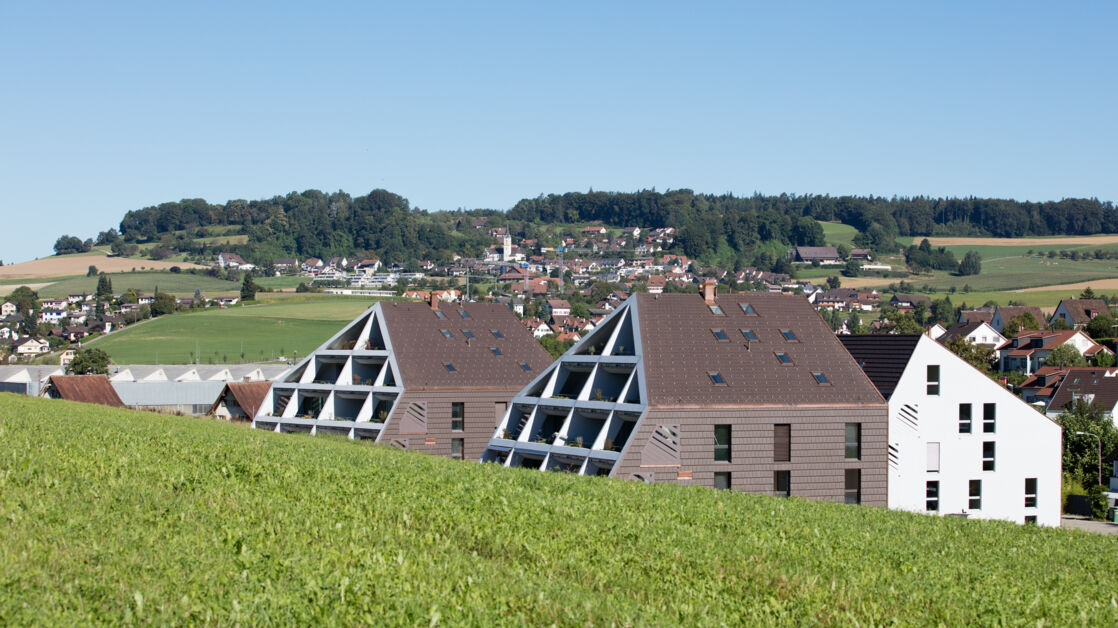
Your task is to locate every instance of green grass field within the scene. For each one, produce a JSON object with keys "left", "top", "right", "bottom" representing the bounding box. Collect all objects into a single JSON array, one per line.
[
  {"left": 2, "top": 395, "right": 1117, "bottom": 625},
  {"left": 35, "top": 271, "right": 240, "bottom": 299},
  {"left": 821, "top": 221, "right": 858, "bottom": 247},
  {"left": 87, "top": 298, "right": 374, "bottom": 363}
]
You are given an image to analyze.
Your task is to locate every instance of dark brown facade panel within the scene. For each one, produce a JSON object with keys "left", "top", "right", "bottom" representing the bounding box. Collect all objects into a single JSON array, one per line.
[{"left": 383, "top": 389, "right": 521, "bottom": 461}]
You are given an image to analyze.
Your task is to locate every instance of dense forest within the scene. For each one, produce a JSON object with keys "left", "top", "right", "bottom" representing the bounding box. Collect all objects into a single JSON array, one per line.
[{"left": 75, "top": 189, "right": 1116, "bottom": 269}]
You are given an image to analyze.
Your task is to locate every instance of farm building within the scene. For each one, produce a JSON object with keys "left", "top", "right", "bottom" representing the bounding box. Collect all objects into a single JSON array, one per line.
[
  {"left": 40, "top": 375, "right": 125, "bottom": 408},
  {"left": 209, "top": 381, "right": 272, "bottom": 420},
  {"left": 841, "top": 334, "right": 1061, "bottom": 526},
  {"left": 108, "top": 364, "right": 289, "bottom": 415},
  {"left": 483, "top": 283, "right": 889, "bottom": 505},
  {"left": 253, "top": 298, "right": 552, "bottom": 461}
]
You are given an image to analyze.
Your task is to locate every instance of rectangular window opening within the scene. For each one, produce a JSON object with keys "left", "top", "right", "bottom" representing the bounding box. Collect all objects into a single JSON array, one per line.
[
  {"left": 774, "top": 470, "right": 790, "bottom": 497},
  {"left": 926, "top": 480, "right": 939, "bottom": 512},
  {"left": 519, "top": 363, "right": 532, "bottom": 372},
  {"left": 491, "top": 329, "right": 503, "bottom": 339},
  {"left": 982, "top": 441, "right": 996, "bottom": 471},
  {"left": 440, "top": 329, "right": 453, "bottom": 339},
  {"left": 740, "top": 303, "right": 758, "bottom": 316},
  {"left": 983, "top": 403, "right": 996, "bottom": 433},
  {"left": 780, "top": 329, "right": 798, "bottom": 342},
  {"left": 451, "top": 438, "right": 464, "bottom": 460},
  {"left": 844, "top": 469, "right": 861, "bottom": 505},
  {"left": 958, "top": 403, "right": 972, "bottom": 434},
  {"left": 927, "top": 365, "right": 940, "bottom": 395},
  {"left": 490, "top": 347, "right": 502, "bottom": 356},
  {"left": 434, "top": 311, "right": 447, "bottom": 319},
  {"left": 927, "top": 442, "right": 940, "bottom": 472},
  {"left": 740, "top": 329, "right": 759, "bottom": 342},
  {"left": 711, "top": 328, "right": 729, "bottom": 342},
  {"left": 775, "top": 352, "right": 793, "bottom": 366},
  {"left": 443, "top": 363, "right": 456, "bottom": 372},
  {"left": 844, "top": 423, "right": 861, "bottom": 460},
  {"left": 709, "top": 304, "right": 725, "bottom": 316},
  {"left": 774, "top": 424, "right": 791, "bottom": 462},
  {"left": 1025, "top": 477, "right": 1037, "bottom": 508},
  {"left": 814, "top": 372, "right": 831, "bottom": 385},
  {"left": 969, "top": 479, "right": 982, "bottom": 510},
  {"left": 713, "top": 471, "right": 731, "bottom": 490},
  {"left": 709, "top": 371, "right": 726, "bottom": 386},
  {"left": 714, "top": 424, "right": 731, "bottom": 462},
  {"left": 451, "top": 402, "right": 464, "bottom": 433},
  {"left": 462, "top": 330, "right": 475, "bottom": 339},
  {"left": 458, "top": 310, "right": 470, "bottom": 319}
]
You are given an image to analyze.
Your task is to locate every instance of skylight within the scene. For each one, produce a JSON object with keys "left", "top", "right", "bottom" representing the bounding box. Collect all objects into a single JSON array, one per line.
[
  {"left": 741, "top": 329, "right": 759, "bottom": 341},
  {"left": 812, "top": 372, "right": 830, "bottom": 385},
  {"left": 444, "top": 363, "right": 457, "bottom": 372},
  {"left": 780, "top": 329, "right": 798, "bottom": 342},
  {"left": 709, "top": 371, "right": 726, "bottom": 385},
  {"left": 519, "top": 363, "right": 532, "bottom": 371},
  {"left": 775, "top": 352, "right": 793, "bottom": 365},
  {"left": 490, "top": 347, "right": 502, "bottom": 356},
  {"left": 711, "top": 328, "right": 730, "bottom": 342},
  {"left": 434, "top": 311, "right": 447, "bottom": 319},
  {"left": 709, "top": 304, "right": 724, "bottom": 315},
  {"left": 458, "top": 310, "right": 470, "bottom": 319},
  {"left": 440, "top": 329, "right": 453, "bottom": 339},
  {"left": 740, "top": 303, "right": 757, "bottom": 316},
  {"left": 491, "top": 329, "right": 504, "bottom": 339},
  {"left": 463, "top": 330, "right": 475, "bottom": 339}
]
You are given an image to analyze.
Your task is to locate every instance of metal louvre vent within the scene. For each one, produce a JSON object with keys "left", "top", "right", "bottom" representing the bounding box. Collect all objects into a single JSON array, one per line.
[{"left": 641, "top": 424, "right": 681, "bottom": 466}]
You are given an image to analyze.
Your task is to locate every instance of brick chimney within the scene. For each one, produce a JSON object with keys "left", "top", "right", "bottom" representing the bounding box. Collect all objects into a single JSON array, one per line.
[
  {"left": 429, "top": 293, "right": 439, "bottom": 311},
  {"left": 702, "top": 279, "right": 717, "bottom": 305}
]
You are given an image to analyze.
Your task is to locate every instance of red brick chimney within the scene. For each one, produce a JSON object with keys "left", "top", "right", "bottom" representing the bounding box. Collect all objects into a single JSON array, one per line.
[
  {"left": 702, "top": 279, "right": 717, "bottom": 305},
  {"left": 429, "top": 292, "right": 439, "bottom": 311}
]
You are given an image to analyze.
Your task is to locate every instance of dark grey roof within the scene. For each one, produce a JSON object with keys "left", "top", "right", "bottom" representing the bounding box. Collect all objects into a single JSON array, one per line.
[
  {"left": 1048, "top": 368, "right": 1118, "bottom": 413},
  {"left": 839, "top": 335, "right": 923, "bottom": 400}
]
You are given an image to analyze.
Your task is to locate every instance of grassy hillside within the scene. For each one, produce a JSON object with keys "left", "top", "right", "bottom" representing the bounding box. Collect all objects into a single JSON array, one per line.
[
  {"left": 88, "top": 298, "right": 374, "bottom": 363},
  {"left": 36, "top": 270, "right": 240, "bottom": 298},
  {"left": 2, "top": 395, "right": 1117, "bottom": 625}
]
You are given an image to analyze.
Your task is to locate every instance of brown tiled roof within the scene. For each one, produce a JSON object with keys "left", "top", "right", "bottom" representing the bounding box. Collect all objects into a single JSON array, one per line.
[
  {"left": 1048, "top": 367, "right": 1118, "bottom": 413},
  {"left": 839, "top": 335, "right": 923, "bottom": 400},
  {"left": 635, "top": 292, "right": 884, "bottom": 407},
  {"left": 379, "top": 302, "right": 554, "bottom": 389},
  {"left": 1057, "top": 299, "right": 1110, "bottom": 325},
  {"left": 960, "top": 309, "right": 994, "bottom": 324},
  {"left": 995, "top": 305, "right": 1045, "bottom": 325},
  {"left": 44, "top": 375, "right": 125, "bottom": 407},
  {"left": 211, "top": 381, "right": 271, "bottom": 418},
  {"left": 795, "top": 246, "right": 840, "bottom": 260}
]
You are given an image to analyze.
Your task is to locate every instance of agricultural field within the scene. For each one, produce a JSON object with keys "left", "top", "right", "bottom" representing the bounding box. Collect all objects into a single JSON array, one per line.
[
  {"left": 87, "top": 298, "right": 374, "bottom": 364},
  {"left": 0, "top": 254, "right": 205, "bottom": 280},
  {"left": 820, "top": 221, "right": 858, "bottom": 247},
  {"left": 32, "top": 271, "right": 241, "bottom": 299},
  {"left": 2, "top": 395, "right": 1117, "bottom": 625},
  {"left": 256, "top": 275, "right": 309, "bottom": 290}
]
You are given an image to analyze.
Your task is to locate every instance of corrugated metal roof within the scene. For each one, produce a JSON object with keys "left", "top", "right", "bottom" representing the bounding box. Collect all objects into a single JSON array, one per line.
[
  {"left": 44, "top": 375, "right": 126, "bottom": 407},
  {"left": 113, "top": 381, "right": 226, "bottom": 406}
]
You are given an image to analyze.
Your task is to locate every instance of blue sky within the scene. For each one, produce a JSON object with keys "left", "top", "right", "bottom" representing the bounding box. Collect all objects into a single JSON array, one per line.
[{"left": 1, "top": 2, "right": 1115, "bottom": 263}]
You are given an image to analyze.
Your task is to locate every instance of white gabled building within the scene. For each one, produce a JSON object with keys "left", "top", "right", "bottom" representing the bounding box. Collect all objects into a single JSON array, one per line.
[{"left": 841, "top": 334, "right": 1061, "bottom": 526}]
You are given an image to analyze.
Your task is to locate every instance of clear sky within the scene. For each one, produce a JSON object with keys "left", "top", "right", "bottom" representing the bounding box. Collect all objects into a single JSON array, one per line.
[{"left": 1, "top": 2, "right": 1115, "bottom": 263}]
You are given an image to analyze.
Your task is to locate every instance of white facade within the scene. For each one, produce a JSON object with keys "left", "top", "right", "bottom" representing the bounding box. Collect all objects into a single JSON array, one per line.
[
  {"left": 958, "top": 322, "right": 1006, "bottom": 347},
  {"left": 887, "top": 336, "right": 1061, "bottom": 526}
]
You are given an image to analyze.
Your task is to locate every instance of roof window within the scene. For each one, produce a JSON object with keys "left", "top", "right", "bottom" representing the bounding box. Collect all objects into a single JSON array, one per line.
[
  {"left": 812, "top": 372, "right": 830, "bottom": 385},
  {"left": 780, "top": 329, "right": 799, "bottom": 342},
  {"left": 440, "top": 329, "right": 453, "bottom": 339},
  {"left": 463, "top": 330, "right": 475, "bottom": 339},
  {"left": 740, "top": 303, "right": 758, "bottom": 316},
  {"left": 709, "top": 371, "right": 727, "bottom": 385},
  {"left": 444, "top": 363, "right": 457, "bottom": 372},
  {"left": 490, "top": 347, "right": 502, "bottom": 356},
  {"left": 711, "top": 328, "right": 729, "bottom": 342},
  {"left": 491, "top": 329, "right": 504, "bottom": 339},
  {"left": 458, "top": 310, "right": 470, "bottom": 319},
  {"left": 434, "top": 311, "right": 447, "bottom": 319},
  {"left": 775, "top": 352, "right": 794, "bottom": 366},
  {"left": 741, "top": 329, "right": 759, "bottom": 342},
  {"left": 519, "top": 363, "right": 532, "bottom": 372},
  {"left": 709, "top": 304, "right": 725, "bottom": 316}
]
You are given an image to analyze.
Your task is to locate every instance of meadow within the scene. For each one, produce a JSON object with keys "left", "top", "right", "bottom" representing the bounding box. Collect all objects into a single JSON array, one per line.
[
  {"left": 2, "top": 394, "right": 1117, "bottom": 625},
  {"left": 87, "top": 298, "right": 374, "bottom": 363},
  {"left": 34, "top": 271, "right": 241, "bottom": 299}
]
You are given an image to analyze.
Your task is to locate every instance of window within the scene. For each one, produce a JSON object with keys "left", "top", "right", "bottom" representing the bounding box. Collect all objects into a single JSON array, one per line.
[
  {"left": 451, "top": 438, "right": 464, "bottom": 460},
  {"left": 709, "top": 304, "right": 725, "bottom": 315},
  {"left": 983, "top": 403, "right": 996, "bottom": 433},
  {"left": 774, "top": 352, "right": 793, "bottom": 366},
  {"left": 740, "top": 303, "right": 758, "bottom": 316},
  {"left": 434, "top": 311, "right": 447, "bottom": 319},
  {"left": 927, "top": 365, "right": 940, "bottom": 395},
  {"left": 711, "top": 328, "right": 729, "bottom": 342},
  {"left": 462, "top": 330, "right": 475, "bottom": 339},
  {"left": 927, "top": 442, "right": 940, "bottom": 472},
  {"left": 813, "top": 372, "right": 831, "bottom": 385},
  {"left": 709, "top": 371, "right": 726, "bottom": 386},
  {"left": 780, "top": 329, "right": 798, "bottom": 342},
  {"left": 982, "top": 441, "right": 995, "bottom": 471},
  {"left": 740, "top": 329, "right": 759, "bottom": 342},
  {"left": 443, "top": 363, "right": 456, "bottom": 372},
  {"left": 491, "top": 329, "right": 503, "bottom": 339},
  {"left": 1024, "top": 515, "right": 1037, "bottom": 524},
  {"left": 1025, "top": 478, "right": 1037, "bottom": 508},
  {"left": 714, "top": 472, "right": 731, "bottom": 490},
  {"left": 958, "top": 403, "right": 972, "bottom": 434},
  {"left": 844, "top": 423, "right": 861, "bottom": 460},
  {"left": 458, "top": 310, "right": 470, "bottom": 319},
  {"left": 844, "top": 469, "right": 861, "bottom": 505},
  {"left": 774, "top": 424, "right": 791, "bottom": 462},
  {"left": 440, "top": 329, "right": 453, "bottom": 339},
  {"left": 451, "top": 402, "right": 464, "bottom": 431},
  {"left": 774, "top": 470, "right": 791, "bottom": 497},
  {"left": 969, "top": 480, "right": 982, "bottom": 510},
  {"left": 714, "top": 425, "right": 731, "bottom": 462},
  {"left": 490, "top": 347, "right": 502, "bottom": 356},
  {"left": 519, "top": 363, "right": 532, "bottom": 372},
  {"left": 926, "top": 481, "right": 939, "bottom": 511}
]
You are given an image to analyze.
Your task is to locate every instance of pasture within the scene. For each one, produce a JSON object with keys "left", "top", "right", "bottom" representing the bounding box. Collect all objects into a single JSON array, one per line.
[
  {"left": 35, "top": 271, "right": 240, "bottom": 299},
  {"left": 2, "top": 394, "right": 1117, "bottom": 625},
  {"left": 87, "top": 298, "right": 374, "bottom": 363}
]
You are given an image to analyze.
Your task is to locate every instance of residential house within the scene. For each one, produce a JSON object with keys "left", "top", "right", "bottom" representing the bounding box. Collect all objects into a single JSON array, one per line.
[
  {"left": 217, "top": 252, "right": 247, "bottom": 269},
  {"left": 302, "top": 258, "right": 324, "bottom": 273},
  {"left": 622, "top": 227, "right": 641, "bottom": 238},
  {"left": 523, "top": 318, "right": 553, "bottom": 338},
  {"left": 890, "top": 294, "right": 932, "bottom": 312},
  {"left": 67, "top": 294, "right": 88, "bottom": 304},
  {"left": 484, "top": 283, "right": 889, "bottom": 505},
  {"left": 547, "top": 299, "right": 572, "bottom": 320},
  {"left": 841, "top": 334, "right": 1061, "bottom": 525},
  {"left": 209, "top": 381, "right": 272, "bottom": 421},
  {"left": 849, "top": 249, "right": 873, "bottom": 261},
  {"left": 273, "top": 257, "right": 298, "bottom": 272},
  {"left": 926, "top": 323, "right": 947, "bottom": 340},
  {"left": 0, "top": 302, "right": 16, "bottom": 317},
  {"left": 40, "top": 299, "right": 68, "bottom": 311},
  {"left": 253, "top": 298, "right": 552, "bottom": 462},
  {"left": 581, "top": 226, "right": 607, "bottom": 236},
  {"left": 959, "top": 308, "right": 995, "bottom": 325},
  {"left": 326, "top": 256, "right": 349, "bottom": 270},
  {"left": 1045, "top": 367, "right": 1118, "bottom": 421},
  {"left": 1017, "top": 366, "right": 1072, "bottom": 406},
  {"left": 793, "top": 246, "right": 841, "bottom": 264},
  {"left": 1051, "top": 298, "right": 1111, "bottom": 329},
  {"left": 990, "top": 305, "right": 1047, "bottom": 334},
  {"left": 13, "top": 337, "right": 49, "bottom": 356},
  {"left": 938, "top": 322, "right": 1006, "bottom": 348},
  {"left": 646, "top": 275, "right": 667, "bottom": 294},
  {"left": 40, "top": 310, "right": 65, "bottom": 324},
  {"left": 997, "top": 329, "right": 1110, "bottom": 374},
  {"left": 355, "top": 259, "right": 382, "bottom": 273}
]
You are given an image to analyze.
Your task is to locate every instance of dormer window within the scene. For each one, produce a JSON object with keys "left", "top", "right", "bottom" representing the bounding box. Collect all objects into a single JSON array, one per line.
[
  {"left": 440, "top": 329, "right": 453, "bottom": 339},
  {"left": 740, "top": 303, "right": 758, "bottom": 316},
  {"left": 711, "top": 328, "right": 729, "bottom": 342}
]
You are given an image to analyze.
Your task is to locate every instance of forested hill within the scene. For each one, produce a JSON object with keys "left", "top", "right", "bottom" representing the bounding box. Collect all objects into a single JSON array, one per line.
[{"left": 99, "top": 189, "right": 1116, "bottom": 267}]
